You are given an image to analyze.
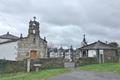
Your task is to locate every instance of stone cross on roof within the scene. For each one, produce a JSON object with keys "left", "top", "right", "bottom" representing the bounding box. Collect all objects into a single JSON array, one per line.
[
  {"left": 83, "top": 34, "right": 85, "bottom": 38},
  {"left": 33, "top": 16, "right": 36, "bottom": 21},
  {"left": 83, "top": 34, "right": 87, "bottom": 45}
]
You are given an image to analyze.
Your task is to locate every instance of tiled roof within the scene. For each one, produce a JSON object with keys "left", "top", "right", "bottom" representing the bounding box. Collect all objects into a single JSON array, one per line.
[
  {"left": 80, "top": 40, "right": 117, "bottom": 50},
  {"left": 0, "top": 39, "right": 19, "bottom": 44},
  {"left": 0, "top": 32, "right": 19, "bottom": 40}
]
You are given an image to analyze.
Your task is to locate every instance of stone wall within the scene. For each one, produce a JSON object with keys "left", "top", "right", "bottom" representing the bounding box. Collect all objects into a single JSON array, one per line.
[
  {"left": 75, "top": 57, "right": 97, "bottom": 66},
  {"left": 0, "top": 59, "right": 26, "bottom": 73},
  {"left": 0, "top": 58, "right": 64, "bottom": 73},
  {"left": 30, "top": 58, "right": 64, "bottom": 71},
  {"left": 104, "top": 50, "right": 119, "bottom": 62}
]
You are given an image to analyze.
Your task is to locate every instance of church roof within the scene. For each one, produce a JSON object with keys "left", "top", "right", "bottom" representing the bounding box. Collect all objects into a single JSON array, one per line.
[
  {"left": 0, "top": 32, "right": 19, "bottom": 40},
  {"left": 80, "top": 40, "right": 117, "bottom": 50}
]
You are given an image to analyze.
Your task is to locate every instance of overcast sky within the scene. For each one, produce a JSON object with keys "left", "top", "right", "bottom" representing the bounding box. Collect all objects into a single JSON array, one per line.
[{"left": 0, "top": 0, "right": 120, "bottom": 48}]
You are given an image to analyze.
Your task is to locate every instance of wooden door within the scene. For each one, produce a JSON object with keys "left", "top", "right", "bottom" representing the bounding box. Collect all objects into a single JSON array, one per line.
[{"left": 30, "top": 50, "right": 37, "bottom": 59}]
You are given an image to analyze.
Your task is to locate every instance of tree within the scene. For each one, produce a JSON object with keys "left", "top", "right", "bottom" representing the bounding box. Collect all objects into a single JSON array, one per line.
[{"left": 108, "top": 42, "right": 119, "bottom": 47}]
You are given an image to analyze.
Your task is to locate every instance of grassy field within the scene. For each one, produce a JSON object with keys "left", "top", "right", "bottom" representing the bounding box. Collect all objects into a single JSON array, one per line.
[
  {"left": 79, "top": 63, "right": 120, "bottom": 74},
  {"left": 0, "top": 68, "right": 69, "bottom": 80}
]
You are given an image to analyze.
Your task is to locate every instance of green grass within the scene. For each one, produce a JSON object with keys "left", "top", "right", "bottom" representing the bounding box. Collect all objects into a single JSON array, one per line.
[
  {"left": 79, "top": 63, "right": 120, "bottom": 74},
  {"left": 0, "top": 68, "right": 69, "bottom": 80}
]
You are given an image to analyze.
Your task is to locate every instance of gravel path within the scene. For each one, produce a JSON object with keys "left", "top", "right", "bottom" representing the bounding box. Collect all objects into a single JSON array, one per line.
[{"left": 48, "top": 70, "right": 120, "bottom": 80}]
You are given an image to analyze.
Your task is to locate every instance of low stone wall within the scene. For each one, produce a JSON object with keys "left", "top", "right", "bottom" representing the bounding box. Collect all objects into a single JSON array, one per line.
[
  {"left": 104, "top": 56, "right": 119, "bottom": 63},
  {"left": 0, "top": 59, "right": 26, "bottom": 73},
  {"left": 75, "top": 57, "right": 97, "bottom": 66},
  {"left": 0, "top": 58, "right": 64, "bottom": 73},
  {"left": 30, "top": 58, "right": 64, "bottom": 71}
]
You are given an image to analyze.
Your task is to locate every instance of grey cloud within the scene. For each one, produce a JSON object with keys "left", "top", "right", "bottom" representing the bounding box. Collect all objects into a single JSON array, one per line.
[{"left": 0, "top": 0, "right": 120, "bottom": 47}]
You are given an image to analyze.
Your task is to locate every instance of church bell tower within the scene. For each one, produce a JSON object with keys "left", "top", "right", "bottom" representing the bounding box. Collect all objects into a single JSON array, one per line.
[{"left": 28, "top": 16, "right": 40, "bottom": 37}]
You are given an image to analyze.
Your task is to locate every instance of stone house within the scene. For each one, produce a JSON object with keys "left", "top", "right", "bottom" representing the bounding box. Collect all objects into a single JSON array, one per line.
[{"left": 79, "top": 40, "right": 118, "bottom": 63}]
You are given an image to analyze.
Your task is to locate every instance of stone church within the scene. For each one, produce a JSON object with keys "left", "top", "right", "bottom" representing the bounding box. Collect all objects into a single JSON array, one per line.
[{"left": 0, "top": 17, "right": 47, "bottom": 61}]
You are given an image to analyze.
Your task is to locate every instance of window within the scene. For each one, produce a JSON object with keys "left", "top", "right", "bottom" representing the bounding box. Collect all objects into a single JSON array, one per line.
[{"left": 33, "top": 30, "right": 35, "bottom": 34}]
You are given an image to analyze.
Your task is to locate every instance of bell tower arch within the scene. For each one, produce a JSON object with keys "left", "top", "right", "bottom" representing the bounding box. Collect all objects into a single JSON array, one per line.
[{"left": 28, "top": 16, "right": 40, "bottom": 37}]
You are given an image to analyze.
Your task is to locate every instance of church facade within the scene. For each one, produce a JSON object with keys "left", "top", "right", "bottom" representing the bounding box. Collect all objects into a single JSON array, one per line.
[{"left": 0, "top": 17, "right": 47, "bottom": 61}]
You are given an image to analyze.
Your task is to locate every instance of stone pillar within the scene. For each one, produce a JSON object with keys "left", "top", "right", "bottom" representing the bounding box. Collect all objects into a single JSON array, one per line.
[
  {"left": 63, "top": 51, "right": 65, "bottom": 59},
  {"left": 47, "top": 52, "right": 50, "bottom": 58},
  {"left": 86, "top": 50, "right": 89, "bottom": 57},
  {"left": 115, "top": 49, "right": 119, "bottom": 62},
  {"left": 81, "top": 50, "right": 83, "bottom": 57},
  {"left": 35, "top": 67, "right": 39, "bottom": 72},
  {"left": 102, "top": 52, "right": 105, "bottom": 63},
  {"left": 27, "top": 58, "right": 31, "bottom": 72},
  {"left": 96, "top": 49, "right": 100, "bottom": 63},
  {"left": 99, "top": 54, "right": 101, "bottom": 63}
]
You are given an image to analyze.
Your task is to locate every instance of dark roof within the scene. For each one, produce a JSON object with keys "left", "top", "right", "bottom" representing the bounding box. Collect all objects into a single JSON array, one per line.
[
  {"left": 80, "top": 40, "right": 117, "bottom": 50},
  {"left": 0, "top": 32, "right": 19, "bottom": 40},
  {"left": 0, "top": 39, "right": 19, "bottom": 45}
]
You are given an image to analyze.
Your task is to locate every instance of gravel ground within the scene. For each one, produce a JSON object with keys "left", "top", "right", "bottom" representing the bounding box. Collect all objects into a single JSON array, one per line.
[{"left": 48, "top": 70, "right": 120, "bottom": 80}]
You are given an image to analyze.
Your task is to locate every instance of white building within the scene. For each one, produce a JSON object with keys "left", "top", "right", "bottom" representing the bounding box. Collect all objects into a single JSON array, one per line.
[{"left": 0, "top": 32, "right": 19, "bottom": 60}]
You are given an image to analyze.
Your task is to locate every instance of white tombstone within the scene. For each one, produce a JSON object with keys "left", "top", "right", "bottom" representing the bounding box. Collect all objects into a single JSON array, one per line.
[{"left": 33, "top": 64, "right": 42, "bottom": 72}]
